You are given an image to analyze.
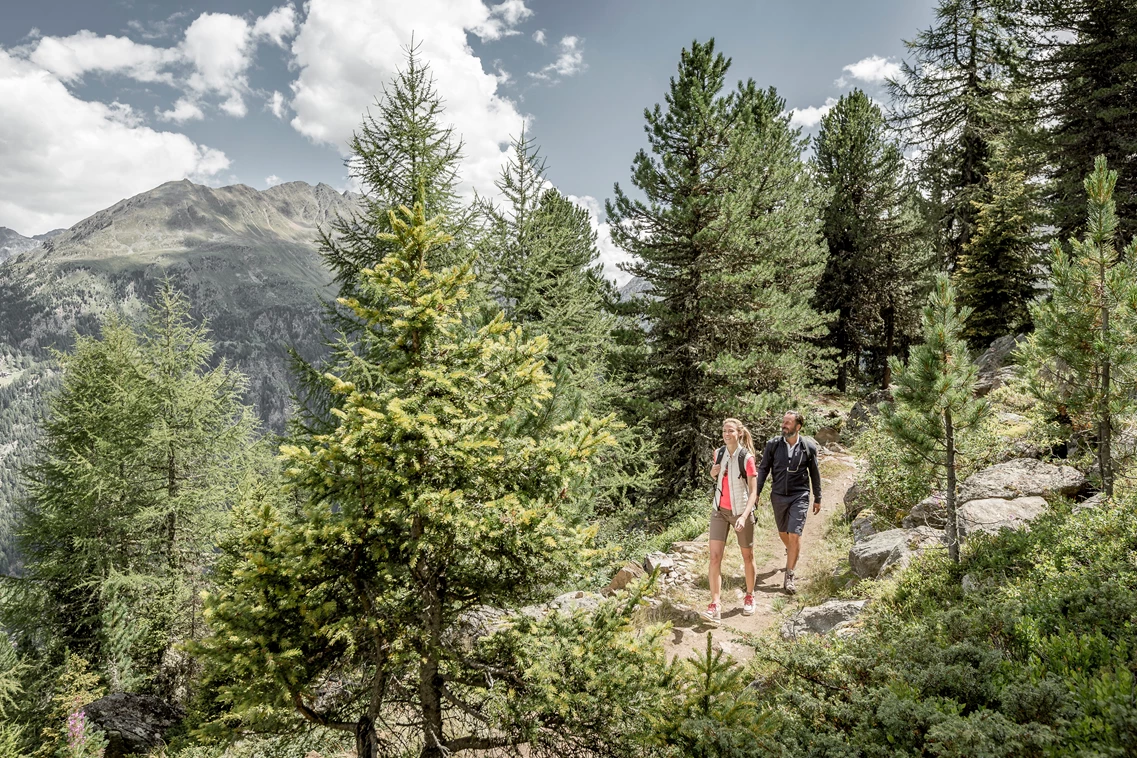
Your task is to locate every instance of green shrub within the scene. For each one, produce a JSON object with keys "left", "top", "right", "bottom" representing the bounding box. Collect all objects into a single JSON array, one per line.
[{"left": 850, "top": 422, "right": 935, "bottom": 525}]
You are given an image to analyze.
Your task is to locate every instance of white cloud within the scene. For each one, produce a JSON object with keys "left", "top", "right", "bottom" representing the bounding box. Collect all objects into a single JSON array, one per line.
[
  {"left": 26, "top": 31, "right": 178, "bottom": 83},
  {"left": 789, "top": 97, "right": 837, "bottom": 129},
  {"left": 532, "top": 29, "right": 546, "bottom": 45},
  {"left": 288, "top": 0, "right": 532, "bottom": 203},
  {"left": 0, "top": 49, "right": 229, "bottom": 235},
  {"left": 836, "top": 55, "right": 901, "bottom": 87},
  {"left": 265, "top": 174, "right": 282, "bottom": 186},
  {"left": 158, "top": 96, "right": 205, "bottom": 123},
  {"left": 268, "top": 90, "right": 287, "bottom": 118},
  {"left": 181, "top": 13, "right": 254, "bottom": 117},
  {"left": 568, "top": 194, "right": 634, "bottom": 286},
  {"left": 473, "top": 0, "right": 534, "bottom": 40},
  {"left": 253, "top": 4, "right": 298, "bottom": 48},
  {"left": 530, "top": 35, "right": 585, "bottom": 81}
]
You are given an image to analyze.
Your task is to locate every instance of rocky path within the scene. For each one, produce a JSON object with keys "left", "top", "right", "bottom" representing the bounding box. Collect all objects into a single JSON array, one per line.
[{"left": 649, "top": 449, "right": 861, "bottom": 662}]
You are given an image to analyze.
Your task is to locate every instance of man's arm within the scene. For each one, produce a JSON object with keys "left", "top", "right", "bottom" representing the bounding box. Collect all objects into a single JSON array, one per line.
[
  {"left": 807, "top": 440, "right": 822, "bottom": 506},
  {"left": 754, "top": 440, "right": 773, "bottom": 498}
]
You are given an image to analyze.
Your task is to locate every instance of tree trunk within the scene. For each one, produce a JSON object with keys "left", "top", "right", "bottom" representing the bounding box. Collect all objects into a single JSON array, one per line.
[
  {"left": 1100, "top": 256, "right": 1114, "bottom": 497},
  {"left": 882, "top": 304, "right": 896, "bottom": 389},
  {"left": 944, "top": 407, "right": 960, "bottom": 563},
  {"left": 355, "top": 714, "right": 378, "bottom": 758}
]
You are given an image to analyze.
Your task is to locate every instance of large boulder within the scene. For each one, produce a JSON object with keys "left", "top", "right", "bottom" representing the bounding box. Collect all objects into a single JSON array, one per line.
[
  {"left": 957, "top": 458, "right": 1085, "bottom": 503},
  {"left": 84, "top": 693, "right": 184, "bottom": 758},
  {"left": 849, "top": 527, "right": 945, "bottom": 579},
  {"left": 781, "top": 599, "right": 868, "bottom": 640},
  {"left": 846, "top": 390, "right": 892, "bottom": 437},
  {"left": 902, "top": 492, "right": 946, "bottom": 528},
  {"left": 957, "top": 496, "right": 1048, "bottom": 538},
  {"left": 549, "top": 591, "right": 604, "bottom": 614},
  {"left": 851, "top": 511, "right": 881, "bottom": 543}
]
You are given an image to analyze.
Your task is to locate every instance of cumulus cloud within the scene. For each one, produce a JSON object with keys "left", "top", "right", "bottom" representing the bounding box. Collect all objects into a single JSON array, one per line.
[
  {"left": 265, "top": 174, "right": 282, "bottom": 186},
  {"left": 253, "top": 5, "right": 298, "bottom": 47},
  {"left": 532, "top": 29, "right": 546, "bottom": 45},
  {"left": 789, "top": 97, "right": 838, "bottom": 129},
  {"left": 158, "top": 96, "right": 205, "bottom": 123},
  {"left": 288, "top": 0, "right": 532, "bottom": 201},
  {"left": 568, "top": 194, "right": 634, "bottom": 286},
  {"left": 530, "top": 35, "right": 585, "bottom": 81},
  {"left": 268, "top": 90, "right": 287, "bottom": 118},
  {"left": 27, "top": 31, "right": 178, "bottom": 83},
  {"left": 0, "top": 49, "right": 229, "bottom": 235},
  {"left": 836, "top": 55, "right": 902, "bottom": 87},
  {"left": 473, "top": 0, "right": 534, "bottom": 40}
]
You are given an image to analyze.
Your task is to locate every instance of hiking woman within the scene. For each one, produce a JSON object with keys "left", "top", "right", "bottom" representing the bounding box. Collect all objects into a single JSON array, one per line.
[{"left": 703, "top": 418, "right": 758, "bottom": 623}]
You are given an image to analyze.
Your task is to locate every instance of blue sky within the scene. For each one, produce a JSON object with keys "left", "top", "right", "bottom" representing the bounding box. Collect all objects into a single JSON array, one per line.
[{"left": 0, "top": 0, "right": 935, "bottom": 280}]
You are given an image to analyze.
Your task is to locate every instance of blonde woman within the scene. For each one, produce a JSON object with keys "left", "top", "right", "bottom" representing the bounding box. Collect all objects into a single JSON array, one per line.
[{"left": 703, "top": 418, "right": 758, "bottom": 623}]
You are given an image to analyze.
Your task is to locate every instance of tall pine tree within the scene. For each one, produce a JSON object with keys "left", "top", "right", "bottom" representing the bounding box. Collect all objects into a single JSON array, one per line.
[
  {"left": 813, "top": 89, "right": 928, "bottom": 391},
  {"left": 608, "top": 40, "right": 828, "bottom": 494}
]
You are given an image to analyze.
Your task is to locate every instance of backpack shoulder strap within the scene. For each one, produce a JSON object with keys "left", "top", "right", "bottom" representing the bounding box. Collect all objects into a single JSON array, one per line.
[
  {"left": 736, "top": 447, "right": 749, "bottom": 480},
  {"left": 715, "top": 446, "right": 726, "bottom": 466}
]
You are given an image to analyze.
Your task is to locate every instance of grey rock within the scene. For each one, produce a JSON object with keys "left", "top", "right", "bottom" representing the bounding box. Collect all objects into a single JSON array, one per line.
[
  {"left": 83, "top": 693, "right": 184, "bottom": 758},
  {"left": 902, "top": 492, "right": 946, "bottom": 529},
  {"left": 781, "top": 599, "right": 868, "bottom": 640},
  {"left": 1073, "top": 492, "right": 1107, "bottom": 514},
  {"left": 851, "top": 512, "right": 880, "bottom": 543},
  {"left": 815, "top": 426, "right": 840, "bottom": 445},
  {"left": 843, "top": 483, "right": 864, "bottom": 520},
  {"left": 849, "top": 527, "right": 945, "bottom": 579},
  {"left": 550, "top": 591, "right": 604, "bottom": 614},
  {"left": 644, "top": 551, "right": 675, "bottom": 574},
  {"left": 846, "top": 390, "right": 892, "bottom": 436},
  {"left": 958, "top": 496, "right": 1049, "bottom": 538},
  {"left": 957, "top": 458, "right": 1085, "bottom": 503}
]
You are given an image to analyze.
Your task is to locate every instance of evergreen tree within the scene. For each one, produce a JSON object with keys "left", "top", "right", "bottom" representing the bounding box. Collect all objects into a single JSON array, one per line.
[
  {"left": 884, "top": 274, "right": 987, "bottom": 562},
  {"left": 479, "top": 133, "right": 658, "bottom": 515},
  {"left": 888, "top": 0, "right": 1024, "bottom": 270},
  {"left": 3, "top": 284, "right": 257, "bottom": 701},
  {"left": 813, "top": 89, "right": 928, "bottom": 391},
  {"left": 608, "top": 40, "right": 828, "bottom": 494},
  {"left": 1022, "top": 157, "right": 1137, "bottom": 497},
  {"left": 956, "top": 134, "right": 1043, "bottom": 347},
  {"left": 1022, "top": 0, "right": 1137, "bottom": 240},
  {"left": 198, "top": 203, "right": 654, "bottom": 757}
]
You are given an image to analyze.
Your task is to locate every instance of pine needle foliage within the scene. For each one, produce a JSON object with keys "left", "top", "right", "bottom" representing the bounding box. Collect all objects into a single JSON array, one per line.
[
  {"left": 1022, "top": 156, "right": 1137, "bottom": 497},
  {"left": 197, "top": 203, "right": 634, "bottom": 757},
  {"left": 884, "top": 274, "right": 988, "bottom": 561}
]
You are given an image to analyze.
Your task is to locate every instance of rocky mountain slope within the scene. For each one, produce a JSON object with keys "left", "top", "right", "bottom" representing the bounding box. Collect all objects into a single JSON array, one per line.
[
  {"left": 0, "top": 227, "right": 63, "bottom": 264},
  {"left": 0, "top": 179, "right": 358, "bottom": 572}
]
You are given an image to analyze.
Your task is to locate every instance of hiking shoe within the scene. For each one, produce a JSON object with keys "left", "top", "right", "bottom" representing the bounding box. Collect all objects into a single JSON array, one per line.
[
  {"left": 784, "top": 570, "right": 797, "bottom": 595},
  {"left": 702, "top": 603, "right": 722, "bottom": 624},
  {"left": 742, "top": 594, "right": 755, "bottom": 616}
]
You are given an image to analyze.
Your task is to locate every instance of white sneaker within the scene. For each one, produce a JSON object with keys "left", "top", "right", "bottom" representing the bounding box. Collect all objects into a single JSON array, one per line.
[
  {"left": 702, "top": 602, "right": 722, "bottom": 624},
  {"left": 742, "top": 594, "right": 755, "bottom": 616},
  {"left": 784, "top": 570, "right": 797, "bottom": 595}
]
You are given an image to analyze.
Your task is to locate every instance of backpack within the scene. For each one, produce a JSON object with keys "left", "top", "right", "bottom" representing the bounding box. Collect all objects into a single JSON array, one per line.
[{"left": 715, "top": 446, "right": 751, "bottom": 482}]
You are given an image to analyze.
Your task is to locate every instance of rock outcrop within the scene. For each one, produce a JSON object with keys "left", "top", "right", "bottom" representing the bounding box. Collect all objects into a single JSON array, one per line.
[
  {"left": 846, "top": 390, "right": 891, "bottom": 437},
  {"left": 957, "top": 458, "right": 1085, "bottom": 503},
  {"left": 957, "top": 496, "right": 1049, "bottom": 538},
  {"left": 849, "top": 527, "right": 945, "bottom": 579},
  {"left": 84, "top": 693, "right": 184, "bottom": 758},
  {"left": 974, "top": 334, "right": 1025, "bottom": 396},
  {"left": 781, "top": 599, "right": 868, "bottom": 640}
]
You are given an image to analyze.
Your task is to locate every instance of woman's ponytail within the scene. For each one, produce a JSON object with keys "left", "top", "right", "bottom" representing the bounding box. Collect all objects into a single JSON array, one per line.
[{"left": 725, "top": 418, "right": 754, "bottom": 453}]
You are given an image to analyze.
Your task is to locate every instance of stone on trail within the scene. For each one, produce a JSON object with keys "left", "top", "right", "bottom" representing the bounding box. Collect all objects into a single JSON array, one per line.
[
  {"left": 644, "top": 551, "right": 675, "bottom": 574},
  {"left": 604, "top": 561, "right": 646, "bottom": 595},
  {"left": 957, "top": 496, "right": 1049, "bottom": 538},
  {"left": 848, "top": 527, "right": 945, "bottom": 579},
  {"left": 957, "top": 458, "right": 1085, "bottom": 503},
  {"left": 815, "top": 426, "right": 840, "bottom": 445},
  {"left": 781, "top": 599, "right": 869, "bottom": 640},
  {"left": 84, "top": 693, "right": 184, "bottom": 758}
]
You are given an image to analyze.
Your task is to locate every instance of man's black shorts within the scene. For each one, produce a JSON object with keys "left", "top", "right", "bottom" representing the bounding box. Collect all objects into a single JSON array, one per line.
[{"left": 771, "top": 491, "right": 810, "bottom": 535}]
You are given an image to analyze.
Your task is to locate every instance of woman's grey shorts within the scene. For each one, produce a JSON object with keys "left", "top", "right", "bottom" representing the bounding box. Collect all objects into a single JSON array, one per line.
[{"left": 771, "top": 492, "right": 810, "bottom": 535}]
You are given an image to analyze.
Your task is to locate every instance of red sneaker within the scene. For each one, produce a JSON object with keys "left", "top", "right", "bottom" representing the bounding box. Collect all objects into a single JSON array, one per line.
[
  {"left": 742, "top": 594, "right": 755, "bottom": 616},
  {"left": 702, "top": 602, "right": 722, "bottom": 624}
]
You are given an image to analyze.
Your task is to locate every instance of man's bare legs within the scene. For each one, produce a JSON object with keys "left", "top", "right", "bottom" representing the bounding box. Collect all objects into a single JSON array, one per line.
[{"left": 781, "top": 532, "right": 801, "bottom": 571}]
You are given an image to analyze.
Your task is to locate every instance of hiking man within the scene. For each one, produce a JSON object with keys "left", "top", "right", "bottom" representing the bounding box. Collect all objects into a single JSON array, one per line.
[
  {"left": 755, "top": 410, "right": 822, "bottom": 594},
  {"left": 702, "top": 418, "right": 758, "bottom": 624}
]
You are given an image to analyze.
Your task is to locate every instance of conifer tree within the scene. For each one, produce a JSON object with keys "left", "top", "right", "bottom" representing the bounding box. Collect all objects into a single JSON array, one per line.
[
  {"left": 813, "top": 89, "right": 928, "bottom": 391},
  {"left": 884, "top": 274, "right": 987, "bottom": 562},
  {"left": 1022, "top": 157, "right": 1137, "bottom": 497},
  {"left": 888, "top": 0, "right": 1024, "bottom": 270},
  {"left": 3, "top": 284, "right": 257, "bottom": 696},
  {"left": 198, "top": 203, "right": 651, "bottom": 757},
  {"left": 479, "top": 133, "right": 658, "bottom": 515},
  {"left": 608, "top": 40, "right": 828, "bottom": 493},
  {"left": 1022, "top": 0, "right": 1137, "bottom": 240},
  {"left": 956, "top": 135, "right": 1043, "bottom": 347}
]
